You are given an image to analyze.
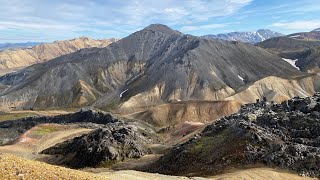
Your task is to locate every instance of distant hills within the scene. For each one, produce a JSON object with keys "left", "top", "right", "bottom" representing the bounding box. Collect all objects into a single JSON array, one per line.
[
  {"left": 0, "top": 37, "right": 117, "bottom": 70},
  {"left": 257, "top": 28, "right": 320, "bottom": 72},
  {"left": 202, "top": 29, "right": 284, "bottom": 44},
  {"left": 0, "top": 42, "right": 43, "bottom": 51}
]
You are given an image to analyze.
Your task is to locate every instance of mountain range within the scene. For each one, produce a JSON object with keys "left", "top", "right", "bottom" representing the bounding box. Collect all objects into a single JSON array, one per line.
[
  {"left": 0, "top": 37, "right": 117, "bottom": 71},
  {"left": 0, "top": 42, "right": 43, "bottom": 51},
  {"left": 1, "top": 24, "right": 320, "bottom": 179},
  {"left": 202, "top": 29, "right": 284, "bottom": 44},
  {"left": 0, "top": 24, "right": 316, "bottom": 112}
]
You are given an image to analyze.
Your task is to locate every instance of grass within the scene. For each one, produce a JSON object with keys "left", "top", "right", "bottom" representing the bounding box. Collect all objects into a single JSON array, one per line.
[
  {"left": 0, "top": 112, "right": 38, "bottom": 122},
  {"left": 29, "top": 125, "right": 59, "bottom": 137}
]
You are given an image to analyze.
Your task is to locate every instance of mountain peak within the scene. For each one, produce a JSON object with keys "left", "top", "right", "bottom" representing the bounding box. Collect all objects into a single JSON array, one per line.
[
  {"left": 144, "top": 24, "right": 181, "bottom": 35},
  {"left": 312, "top": 28, "right": 320, "bottom": 32}
]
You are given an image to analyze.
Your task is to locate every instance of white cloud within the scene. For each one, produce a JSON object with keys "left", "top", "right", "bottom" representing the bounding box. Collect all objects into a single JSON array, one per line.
[
  {"left": 180, "top": 24, "right": 227, "bottom": 32},
  {"left": 0, "top": 0, "right": 252, "bottom": 42},
  {"left": 270, "top": 20, "right": 320, "bottom": 30}
]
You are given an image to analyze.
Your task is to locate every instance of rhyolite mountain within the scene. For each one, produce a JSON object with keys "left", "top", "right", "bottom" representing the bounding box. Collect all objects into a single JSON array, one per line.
[
  {"left": 202, "top": 29, "right": 283, "bottom": 44},
  {"left": 0, "top": 37, "right": 117, "bottom": 70},
  {"left": 257, "top": 28, "right": 320, "bottom": 72},
  {"left": 0, "top": 24, "right": 307, "bottom": 110}
]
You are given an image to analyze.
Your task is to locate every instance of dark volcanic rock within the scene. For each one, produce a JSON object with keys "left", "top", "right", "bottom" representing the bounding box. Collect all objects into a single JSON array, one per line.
[
  {"left": 0, "top": 109, "right": 119, "bottom": 145},
  {"left": 147, "top": 93, "right": 320, "bottom": 177},
  {"left": 41, "top": 125, "right": 153, "bottom": 168}
]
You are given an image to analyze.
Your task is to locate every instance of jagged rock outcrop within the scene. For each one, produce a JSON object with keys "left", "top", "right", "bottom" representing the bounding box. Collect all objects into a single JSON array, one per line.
[
  {"left": 0, "top": 24, "right": 302, "bottom": 110},
  {"left": 147, "top": 93, "right": 320, "bottom": 177},
  {"left": 0, "top": 37, "right": 117, "bottom": 70},
  {"left": 41, "top": 126, "right": 153, "bottom": 168}
]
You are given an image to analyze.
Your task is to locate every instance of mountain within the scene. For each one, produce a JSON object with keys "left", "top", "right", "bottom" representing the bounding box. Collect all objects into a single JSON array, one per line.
[
  {"left": 0, "top": 42, "right": 43, "bottom": 51},
  {"left": 0, "top": 37, "right": 118, "bottom": 70},
  {"left": 313, "top": 28, "right": 320, "bottom": 32},
  {"left": 202, "top": 29, "right": 284, "bottom": 44},
  {"left": 0, "top": 24, "right": 304, "bottom": 110},
  {"left": 257, "top": 29, "right": 320, "bottom": 72}
]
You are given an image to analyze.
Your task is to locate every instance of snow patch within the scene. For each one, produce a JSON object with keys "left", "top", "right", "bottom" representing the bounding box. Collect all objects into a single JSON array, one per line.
[
  {"left": 282, "top": 58, "right": 300, "bottom": 70},
  {"left": 257, "top": 32, "right": 265, "bottom": 41},
  {"left": 238, "top": 75, "right": 244, "bottom": 81},
  {"left": 119, "top": 89, "right": 128, "bottom": 98},
  {"left": 290, "top": 35, "right": 301, "bottom": 38}
]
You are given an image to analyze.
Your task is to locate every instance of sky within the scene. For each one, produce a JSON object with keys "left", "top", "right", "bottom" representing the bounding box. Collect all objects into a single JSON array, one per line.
[{"left": 1, "top": 0, "right": 320, "bottom": 43}]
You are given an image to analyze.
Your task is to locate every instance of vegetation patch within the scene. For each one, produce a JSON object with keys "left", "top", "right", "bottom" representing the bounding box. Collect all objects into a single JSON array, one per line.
[{"left": 0, "top": 112, "right": 38, "bottom": 122}]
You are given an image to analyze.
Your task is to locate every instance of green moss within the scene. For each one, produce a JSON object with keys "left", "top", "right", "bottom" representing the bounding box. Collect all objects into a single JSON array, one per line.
[
  {"left": 0, "top": 113, "right": 38, "bottom": 121},
  {"left": 189, "top": 129, "right": 230, "bottom": 155},
  {"left": 29, "top": 126, "right": 59, "bottom": 136}
]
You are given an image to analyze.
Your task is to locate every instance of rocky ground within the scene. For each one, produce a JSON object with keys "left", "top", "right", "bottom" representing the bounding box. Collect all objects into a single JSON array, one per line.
[
  {"left": 42, "top": 124, "right": 156, "bottom": 168},
  {"left": 147, "top": 93, "right": 320, "bottom": 177},
  {"left": 0, "top": 108, "right": 133, "bottom": 145}
]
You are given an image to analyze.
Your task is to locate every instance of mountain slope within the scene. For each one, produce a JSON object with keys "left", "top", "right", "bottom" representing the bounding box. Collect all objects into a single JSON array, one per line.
[
  {"left": 203, "top": 29, "right": 283, "bottom": 44},
  {"left": 0, "top": 24, "right": 301, "bottom": 110},
  {"left": 257, "top": 29, "right": 320, "bottom": 72},
  {"left": 0, "top": 37, "right": 117, "bottom": 70}
]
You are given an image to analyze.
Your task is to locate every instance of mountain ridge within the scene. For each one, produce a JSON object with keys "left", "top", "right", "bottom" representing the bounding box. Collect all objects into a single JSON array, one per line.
[
  {"left": 0, "top": 36, "right": 118, "bottom": 70},
  {"left": 202, "top": 29, "right": 284, "bottom": 44},
  {"left": 0, "top": 24, "right": 303, "bottom": 110}
]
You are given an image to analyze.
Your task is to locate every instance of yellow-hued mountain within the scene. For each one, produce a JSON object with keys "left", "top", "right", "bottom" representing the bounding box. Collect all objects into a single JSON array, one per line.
[{"left": 0, "top": 37, "right": 117, "bottom": 69}]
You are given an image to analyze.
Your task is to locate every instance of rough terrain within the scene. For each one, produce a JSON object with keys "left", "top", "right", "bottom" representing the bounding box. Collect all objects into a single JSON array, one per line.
[
  {"left": 148, "top": 93, "right": 320, "bottom": 177},
  {"left": 0, "top": 153, "right": 312, "bottom": 180}
]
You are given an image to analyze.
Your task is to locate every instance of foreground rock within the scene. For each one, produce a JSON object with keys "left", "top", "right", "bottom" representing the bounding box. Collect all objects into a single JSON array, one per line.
[
  {"left": 42, "top": 125, "right": 155, "bottom": 168},
  {"left": 147, "top": 93, "right": 320, "bottom": 177}
]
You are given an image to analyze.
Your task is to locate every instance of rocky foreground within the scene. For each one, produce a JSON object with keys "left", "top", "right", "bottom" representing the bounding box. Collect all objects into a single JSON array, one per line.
[
  {"left": 42, "top": 125, "right": 155, "bottom": 168},
  {"left": 147, "top": 94, "right": 320, "bottom": 177}
]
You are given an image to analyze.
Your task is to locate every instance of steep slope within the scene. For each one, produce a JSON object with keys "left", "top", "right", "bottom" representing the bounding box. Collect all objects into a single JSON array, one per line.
[
  {"left": 124, "top": 100, "right": 242, "bottom": 126},
  {"left": 0, "top": 24, "right": 301, "bottom": 110},
  {"left": 227, "top": 75, "right": 320, "bottom": 103},
  {"left": 257, "top": 29, "right": 320, "bottom": 72},
  {"left": 203, "top": 29, "right": 283, "bottom": 44},
  {"left": 0, "top": 37, "right": 117, "bottom": 70},
  {"left": 295, "top": 47, "right": 320, "bottom": 72}
]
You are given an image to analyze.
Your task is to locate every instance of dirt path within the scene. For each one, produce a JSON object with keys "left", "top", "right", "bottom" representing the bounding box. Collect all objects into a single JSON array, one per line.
[{"left": 0, "top": 124, "right": 92, "bottom": 159}]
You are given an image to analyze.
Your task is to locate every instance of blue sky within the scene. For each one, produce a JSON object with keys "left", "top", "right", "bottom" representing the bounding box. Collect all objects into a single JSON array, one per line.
[{"left": 0, "top": 0, "right": 320, "bottom": 43}]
